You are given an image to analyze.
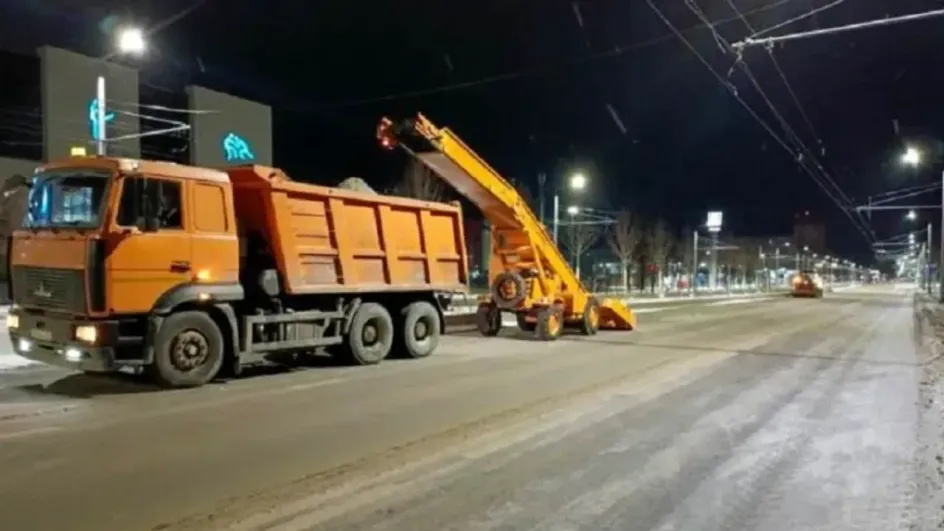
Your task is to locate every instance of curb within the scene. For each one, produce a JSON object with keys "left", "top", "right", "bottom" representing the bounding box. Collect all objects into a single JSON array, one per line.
[{"left": 914, "top": 294, "right": 944, "bottom": 365}]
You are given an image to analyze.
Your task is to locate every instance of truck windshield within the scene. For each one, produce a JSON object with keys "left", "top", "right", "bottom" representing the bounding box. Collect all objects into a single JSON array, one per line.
[{"left": 23, "top": 169, "right": 111, "bottom": 229}]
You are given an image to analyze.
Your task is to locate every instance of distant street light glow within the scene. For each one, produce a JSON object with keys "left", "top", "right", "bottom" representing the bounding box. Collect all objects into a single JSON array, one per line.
[
  {"left": 569, "top": 173, "right": 587, "bottom": 191},
  {"left": 566, "top": 205, "right": 580, "bottom": 216},
  {"left": 117, "top": 27, "right": 146, "bottom": 55},
  {"left": 906, "top": 209, "right": 917, "bottom": 221},
  {"left": 902, "top": 146, "right": 921, "bottom": 166}
]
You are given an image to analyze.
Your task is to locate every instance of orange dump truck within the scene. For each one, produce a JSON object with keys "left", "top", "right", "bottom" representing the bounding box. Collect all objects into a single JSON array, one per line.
[{"left": 6, "top": 156, "right": 468, "bottom": 387}]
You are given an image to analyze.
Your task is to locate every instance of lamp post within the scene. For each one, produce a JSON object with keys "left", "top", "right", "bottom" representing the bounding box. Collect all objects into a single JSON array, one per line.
[
  {"left": 551, "top": 172, "right": 587, "bottom": 245},
  {"left": 95, "top": 26, "right": 147, "bottom": 155},
  {"left": 901, "top": 145, "right": 944, "bottom": 300},
  {"left": 706, "top": 211, "right": 723, "bottom": 289}
]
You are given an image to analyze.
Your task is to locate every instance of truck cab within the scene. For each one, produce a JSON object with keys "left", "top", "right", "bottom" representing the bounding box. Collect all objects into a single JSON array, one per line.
[{"left": 7, "top": 156, "right": 240, "bottom": 383}]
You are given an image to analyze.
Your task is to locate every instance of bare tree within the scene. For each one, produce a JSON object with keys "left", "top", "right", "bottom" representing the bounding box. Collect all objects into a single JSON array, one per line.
[
  {"left": 390, "top": 159, "right": 447, "bottom": 201},
  {"left": 607, "top": 210, "right": 641, "bottom": 293},
  {"left": 562, "top": 222, "right": 602, "bottom": 279},
  {"left": 645, "top": 219, "right": 675, "bottom": 292}
]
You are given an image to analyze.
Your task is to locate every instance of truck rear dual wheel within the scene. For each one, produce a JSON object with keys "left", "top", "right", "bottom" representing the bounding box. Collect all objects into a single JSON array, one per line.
[
  {"left": 150, "top": 311, "right": 225, "bottom": 389},
  {"left": 341, "top": 302, "right": 395, "bottom": 365},
  {"left": 395, "top": 301, "right": 441, "bottom": 359}
]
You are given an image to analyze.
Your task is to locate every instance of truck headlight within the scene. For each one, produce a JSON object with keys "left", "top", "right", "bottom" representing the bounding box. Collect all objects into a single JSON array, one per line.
[
  {"left": 6, "top": 313, "right": 19, "bottom": 329},
  {"left": 74, "top": 325, "right": 97, "bottom": 344}
]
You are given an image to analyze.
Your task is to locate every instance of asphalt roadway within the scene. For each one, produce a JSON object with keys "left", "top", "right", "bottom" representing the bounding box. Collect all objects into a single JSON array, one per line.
[{"left": 0, "top": 285, "right": 930, "bottom": 531}]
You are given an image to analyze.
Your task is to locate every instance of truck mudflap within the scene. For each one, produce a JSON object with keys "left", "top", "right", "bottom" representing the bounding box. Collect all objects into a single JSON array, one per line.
[{"left": 6, "top": 310, "right": 123, "bottom": 372}]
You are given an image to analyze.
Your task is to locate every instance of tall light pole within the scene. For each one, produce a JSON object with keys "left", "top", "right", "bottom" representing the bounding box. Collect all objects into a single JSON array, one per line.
[
  {"left": 96, "top": 26, "right": 147, "bottom": 155},
  {"left": 901, "top": 146, "right": 944, "bottom": 300},
  {"left": 552, "top": 172, "right": 587, "bottom": 245},
  {"left": 706, "top": 211, "right": 723, "bottom": 289}
]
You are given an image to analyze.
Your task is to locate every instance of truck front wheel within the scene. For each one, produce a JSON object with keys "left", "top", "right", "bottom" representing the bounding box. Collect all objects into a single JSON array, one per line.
[
  {"left": 150, "top": 311, "right": 225, "bottom": 388},
  {"left": 341, "top": 302, "right": 394, "bottom": 365}
]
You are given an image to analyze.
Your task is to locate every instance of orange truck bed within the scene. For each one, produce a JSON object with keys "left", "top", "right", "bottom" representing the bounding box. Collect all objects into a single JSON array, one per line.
[{"left": 225, "top": 165, "right": 469, "bottom": 295}]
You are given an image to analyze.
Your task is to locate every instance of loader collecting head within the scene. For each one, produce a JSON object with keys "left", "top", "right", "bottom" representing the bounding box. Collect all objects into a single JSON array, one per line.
[
  {"left": 376, "top": 113, "right": 636, "bottom": 341},
  {"left": 597, "top": 298, "right": 636, "bottom": 331}
]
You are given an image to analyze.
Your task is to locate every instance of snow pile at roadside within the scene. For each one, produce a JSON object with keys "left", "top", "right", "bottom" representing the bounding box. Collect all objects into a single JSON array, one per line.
[{"left": 909, "top": 295, "right": 944, "bottom": 529}]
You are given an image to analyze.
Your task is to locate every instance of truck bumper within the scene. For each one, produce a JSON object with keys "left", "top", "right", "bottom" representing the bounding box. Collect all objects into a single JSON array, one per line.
[{"left": 7, "top": 309, "right": 121, "bottom": 373}]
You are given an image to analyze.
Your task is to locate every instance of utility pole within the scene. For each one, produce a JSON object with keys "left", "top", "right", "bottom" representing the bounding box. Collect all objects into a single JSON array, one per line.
[
  {"left": 537, "top": 172, "right": 546, "bottom": 225},
  {"left": 96, "top": 76, "right": 106, "bottom": 155},
  {"left": 691, "top": 231, "right": 699, "bottom": 295},
  {"left": 928, "top": 221, "right": 933, "bottom": 295},
  {"left": 939, "top": 168, "right": 944, "bottom": 302},
  {"left": 759, "top": 246, "right": 765, "bottom": 291},
  {"left": 709, "top": 232, "right": 719, "bottom": 290}
]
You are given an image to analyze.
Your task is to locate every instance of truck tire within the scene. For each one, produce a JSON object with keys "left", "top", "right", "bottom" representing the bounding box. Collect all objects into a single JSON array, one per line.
[
  {"left": 396, "top": 301, "right": 441, "bottom": 359},
  {"left": 150, "top": 311, "right": 225, "bottom": 388},
  {"left": 476, "top": 303, "right": 502, "bottom": 337},
  {"left": 491, "top": 271, "right": 527, "bottom": 310},
  {"left": 535, "top": 306, "right": 563, "bottom": 341},
  {"left": 342, "top": 302, "right": 394, "bottom": 365},
  {"left": 578, "top": 298, "right": 600, "bottom": 336},
  {"left": 516, "top": 313, "right": 535, "bottom": 332}
]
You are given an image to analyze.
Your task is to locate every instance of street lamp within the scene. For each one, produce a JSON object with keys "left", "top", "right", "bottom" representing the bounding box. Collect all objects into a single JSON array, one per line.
[
  {"left": 96, "top": 26, "right": 148, "bottom": 155},
  {"left": 566, "top": 205, "right": 580, "bottom": 216},
  {"left": 117, "top": 27, "right": 147, "bottom": 56},
  {"left": 902, "top": 146, "right": 922, "bottom": 166},
  {"left": 907, "top": 209, "right": 917, "bottom": 221},
  {"left": 552, "top": 172, "right": 588, "bottom": 245},
  {"left": 569, "top": 173, "right": 587, "bottom": 191}
]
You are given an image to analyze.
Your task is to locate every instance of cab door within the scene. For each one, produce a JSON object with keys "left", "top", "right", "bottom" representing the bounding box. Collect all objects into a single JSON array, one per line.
[
  {"left": 188, "top": 181, "right": 239, "bottom": 285},
  {"left": 106, "top": 175, "right": 192, "bottom": 314}
]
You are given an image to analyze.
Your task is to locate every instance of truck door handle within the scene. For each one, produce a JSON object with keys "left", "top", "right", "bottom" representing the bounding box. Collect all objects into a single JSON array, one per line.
[{"left": 170, "top": 261, "right": 191, "bottom": 272}]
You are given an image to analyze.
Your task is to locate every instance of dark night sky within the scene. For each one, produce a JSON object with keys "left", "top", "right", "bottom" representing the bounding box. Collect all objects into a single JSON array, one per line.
[{"left": 1, "top": 0, "right": 943, "bottom": 263}]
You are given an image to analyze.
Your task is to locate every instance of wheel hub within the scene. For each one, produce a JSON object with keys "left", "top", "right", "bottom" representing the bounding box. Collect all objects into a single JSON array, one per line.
[
  {"left": 171, "top": 330, "right": 210, "bottom": 372},
  {"left": 413, "top": 319, "right": 429, "bottom": 340},
  {"left": 362, "top": 323, "right": 379, "bottom": 346}
]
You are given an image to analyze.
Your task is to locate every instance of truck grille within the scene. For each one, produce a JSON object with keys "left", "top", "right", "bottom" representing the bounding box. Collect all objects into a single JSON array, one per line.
[{"left": 12, "top": 267, "right": 86, "bottom": 313}]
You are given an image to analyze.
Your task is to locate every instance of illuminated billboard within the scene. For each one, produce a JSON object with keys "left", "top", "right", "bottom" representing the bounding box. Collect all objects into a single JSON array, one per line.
[
  {"left": 39, "top": 45, "right": 140, "bottom": 161},
  {"left": 187, "top": 86, "right": 272, "bottom": 167}
]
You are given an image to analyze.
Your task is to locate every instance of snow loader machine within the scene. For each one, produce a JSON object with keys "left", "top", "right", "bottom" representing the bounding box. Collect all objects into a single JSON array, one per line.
[{"left": 377, "top": 114, "right": 636, "bottom": 340}]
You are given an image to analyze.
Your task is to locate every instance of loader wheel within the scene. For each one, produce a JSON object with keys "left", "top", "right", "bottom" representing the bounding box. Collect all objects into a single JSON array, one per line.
[
  {"left": 396, "top": 301, "right": 441, "bottom": 359},
  {"left": 150, "top": 311, "right": 225, "bottom": 388},
  {"left": 490, "top": 271, "right": 527, "bottom": 310},
  {"left": 516, "top": 313, "right": 536, "bottom": 332},
  {"left": 535, "top": 306, "right": 564, "bottom": 341},
  {"left": 476, "top": 303, "right": 502, "bottom": 337},
  {"left": 341, "top": 302, "right": 394, "bottom": 365},
  {"left": 578, "top": 298, "right": 601, "bottom": 336}
]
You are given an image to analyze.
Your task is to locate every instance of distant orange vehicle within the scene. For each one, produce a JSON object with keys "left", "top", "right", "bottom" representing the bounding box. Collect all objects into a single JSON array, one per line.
[
  {"left": 6, "top": 155, "right": 468, "bottom": 387},
  {"left": 792, "top": 271, "right": 824, "bottom": 298}
]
